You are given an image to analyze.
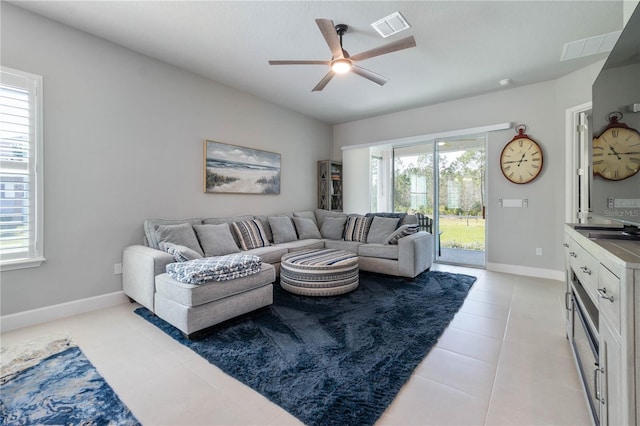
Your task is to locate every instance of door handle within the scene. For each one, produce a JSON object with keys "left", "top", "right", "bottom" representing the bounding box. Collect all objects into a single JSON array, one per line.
[{"left": 580, "top": 266, "right": 592, "bottom": 275}]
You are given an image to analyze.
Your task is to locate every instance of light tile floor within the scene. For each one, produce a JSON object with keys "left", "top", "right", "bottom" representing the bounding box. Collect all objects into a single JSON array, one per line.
[{"left": 1, "top": 265, "right": 592, "bottom": 425}]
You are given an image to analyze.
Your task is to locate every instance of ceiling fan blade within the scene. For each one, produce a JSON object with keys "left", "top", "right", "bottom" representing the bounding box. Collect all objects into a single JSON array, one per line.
[
  {"left": 316, "top": 19, "right": 344, "bottom": 59},
  {"left": 350, "top": 36, "right": 417, "bottom": 62},
  {"left": 312, "top": 71, "right": 335, "bottom": 92},
  {"left": 269, "top": 60, "right": 331, "bottom": 65},
  {"left": 351, "top": 65, "right": 389, "bottom": 86}
]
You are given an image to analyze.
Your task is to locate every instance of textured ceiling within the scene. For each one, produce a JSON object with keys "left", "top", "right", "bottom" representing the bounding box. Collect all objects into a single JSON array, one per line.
[{"left": 11, "top": 1, "right": 624, "bottom": 124}]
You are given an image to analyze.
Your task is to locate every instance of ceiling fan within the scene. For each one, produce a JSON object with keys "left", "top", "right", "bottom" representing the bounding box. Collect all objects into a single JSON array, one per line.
[{"left": 268, "top": 19, "right": 417, "bottom": 92}]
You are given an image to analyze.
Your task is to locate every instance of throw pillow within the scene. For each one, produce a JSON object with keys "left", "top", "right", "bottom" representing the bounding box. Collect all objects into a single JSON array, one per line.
[
  {"left": 159, "top": 241, "right": 203, "bottom": 262},
  {"left": 254, "top": 215, "right": 274, "bottom": 242},
  {"left": 320, "top": 216, "right": 348, "bottom": 240},
  {"left": 384, "top": 224, "right": 420, "bottom": 245},
  {"left": 155, "top": 223, "right": 204, "bottom": 256},
  {"left": 293, "top": 210, "right": 318, "bottom": 226},
  {"left": 293, "top": 217, "right": 321, "bottom": 239},
  {"left": 365, "top": 212, "right": 407, "bottom": 229},
  {"left": 231, "top": 220, "right": 271, "bottom": 250},
  {"left": 269, "top": 216, "right": 298, "bottom": 244},
  {"left": 315, "top": 208, "right": 347, "bottom": 228},
  {"left": 367, "top": 216, "right": 401, "bottom": 244},
  {"left": 343, "top": 216, "right": 373, "bottom": 243},
  {"left": 193, "top": 224, "right": 240, "bottom": 257}
]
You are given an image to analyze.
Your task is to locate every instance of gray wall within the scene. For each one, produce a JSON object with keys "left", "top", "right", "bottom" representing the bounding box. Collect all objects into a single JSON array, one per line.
[
  {"left": 1, "top": 4, "right": 332, "bottom": 315},
  {"left": 334, "top": 62, "right": 603, "bottom": 274}
]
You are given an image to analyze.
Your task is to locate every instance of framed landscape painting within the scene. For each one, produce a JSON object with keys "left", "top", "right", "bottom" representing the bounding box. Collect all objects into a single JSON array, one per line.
[{"left": 203, "top": 140, "right": 281, "bottom": 194}]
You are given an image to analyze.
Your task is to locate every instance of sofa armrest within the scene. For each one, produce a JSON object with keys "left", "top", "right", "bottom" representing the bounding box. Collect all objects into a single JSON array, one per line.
[
  {"left": 397, "top": 231, "right": 433, "bottom": 277},
  {"left": 123, "top": 245, "right": 174, "bottom": 312}
]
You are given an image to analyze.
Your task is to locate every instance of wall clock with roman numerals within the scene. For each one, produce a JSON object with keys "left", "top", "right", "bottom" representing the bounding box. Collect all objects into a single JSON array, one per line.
[
  {"left": 592, "top": 111, "right": 640, "bottom": 181},
  {"left": 499, "top": 125, "right": 543, "bottom": 184}
]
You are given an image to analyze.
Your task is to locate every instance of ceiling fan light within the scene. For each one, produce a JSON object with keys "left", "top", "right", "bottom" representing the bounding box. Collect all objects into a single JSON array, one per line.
[{"left": 331, "top": 59, "right": 352, "bottom": 74}]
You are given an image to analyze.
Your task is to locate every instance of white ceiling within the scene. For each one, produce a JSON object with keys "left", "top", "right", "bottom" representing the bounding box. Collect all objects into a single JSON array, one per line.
[{"left": 12, "top": 1, "right": 624, "bottom": 124}]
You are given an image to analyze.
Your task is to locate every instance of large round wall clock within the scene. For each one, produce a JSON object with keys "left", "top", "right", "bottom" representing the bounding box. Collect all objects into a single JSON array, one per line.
[
  {"left": 499, "top": 125, "right": 543, "bottom": 184},
  {"left": 593, "top": 111, "right": 640, "bottom": 181}
]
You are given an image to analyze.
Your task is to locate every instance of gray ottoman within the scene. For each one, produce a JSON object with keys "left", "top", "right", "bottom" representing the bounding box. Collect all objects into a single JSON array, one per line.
[
  {"left": 280, "top": 249, "right": 359, "bottom": 296},
  {"left": 154, "top": 263, "right": 275, "bottom": 338}
]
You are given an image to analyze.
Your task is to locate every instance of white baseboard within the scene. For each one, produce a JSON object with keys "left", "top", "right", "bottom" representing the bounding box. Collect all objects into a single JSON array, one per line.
[
  {"left": 0, "top": 291, "right": 130, "bottom": 333},
  {"left": 486, "top": 263, "right": 565, "bottom": 281}
]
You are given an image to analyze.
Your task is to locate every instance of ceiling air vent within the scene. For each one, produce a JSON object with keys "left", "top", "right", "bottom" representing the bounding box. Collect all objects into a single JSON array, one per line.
[
  {"left": 561, "top": 30, "right": 622, "bottom": 61},
  {"left": 371, "top": 11, "right": 410, "bottom": 38}
]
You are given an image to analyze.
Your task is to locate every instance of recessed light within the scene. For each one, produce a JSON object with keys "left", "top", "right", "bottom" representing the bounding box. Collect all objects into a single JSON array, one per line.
[
  {"left": 499, "top": 78, "right": 513, "bottom": 87},
  {"left": 371, "top": 11, "right": 411, "bottom": 38}
]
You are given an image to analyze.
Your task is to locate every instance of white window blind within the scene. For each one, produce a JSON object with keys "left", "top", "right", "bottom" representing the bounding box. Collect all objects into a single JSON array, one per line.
[{"left": 0, "top": 67, "right": 44, "bottom": 270}]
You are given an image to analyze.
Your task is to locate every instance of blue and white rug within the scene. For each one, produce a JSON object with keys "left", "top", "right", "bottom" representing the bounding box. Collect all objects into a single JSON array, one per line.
[{"left": 0, "top": 334, "right": 139, "bottom": 425}]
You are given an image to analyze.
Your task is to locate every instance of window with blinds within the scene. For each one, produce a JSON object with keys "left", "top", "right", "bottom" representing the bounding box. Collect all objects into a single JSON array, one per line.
[{"left": 0, "top": 67, "right": 44, "bottom": 270}]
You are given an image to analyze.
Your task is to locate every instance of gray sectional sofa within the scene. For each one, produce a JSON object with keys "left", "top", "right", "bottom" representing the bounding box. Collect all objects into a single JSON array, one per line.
[{"left": 123, "top": 209, "right": 433, "bottom": 337}]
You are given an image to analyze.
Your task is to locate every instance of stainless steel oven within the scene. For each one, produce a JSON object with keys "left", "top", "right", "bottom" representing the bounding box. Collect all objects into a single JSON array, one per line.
[{"left": 570, "top": 274, "right": 600, "bottom": 425}]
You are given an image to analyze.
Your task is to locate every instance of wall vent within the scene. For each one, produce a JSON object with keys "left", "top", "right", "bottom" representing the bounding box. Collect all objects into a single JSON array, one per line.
[
  {"left": 371, "top": 11, "right": 410, "bottom": 38},
  {"left": 561, "top": 30, "right": 622, "bottom": 61}
]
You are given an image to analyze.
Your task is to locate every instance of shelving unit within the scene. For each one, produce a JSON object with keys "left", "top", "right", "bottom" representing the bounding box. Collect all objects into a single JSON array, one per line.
[{"left": 318, "top": 160, "right": 342, "bottom": 211}]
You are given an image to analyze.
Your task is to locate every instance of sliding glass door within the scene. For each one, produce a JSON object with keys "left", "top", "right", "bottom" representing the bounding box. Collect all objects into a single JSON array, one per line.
[
  {"left": 393, "top": 136, "right": 486, "bottom": 267},
  {"left": 435, "top": 137, "right": 486, "bottom": 267}
]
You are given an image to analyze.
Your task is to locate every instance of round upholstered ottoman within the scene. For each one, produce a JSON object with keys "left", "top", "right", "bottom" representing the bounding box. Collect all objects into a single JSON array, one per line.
[{"left": 280, "top": 249, "right": 359, "bottom": 296}]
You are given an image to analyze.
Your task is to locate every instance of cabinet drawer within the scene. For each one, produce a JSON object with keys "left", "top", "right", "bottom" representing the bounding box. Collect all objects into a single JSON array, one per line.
[
  {"left": 598, "top": 265, "right": 621, "bottom": 334},
  {"left": 569, "top": 240, "right": 600, "bottom": 306}
]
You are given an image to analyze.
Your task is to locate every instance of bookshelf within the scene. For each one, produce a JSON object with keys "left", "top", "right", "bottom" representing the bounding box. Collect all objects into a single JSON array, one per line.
[{"left": 318, "top": 160, "right": 343, "bottom": 211}]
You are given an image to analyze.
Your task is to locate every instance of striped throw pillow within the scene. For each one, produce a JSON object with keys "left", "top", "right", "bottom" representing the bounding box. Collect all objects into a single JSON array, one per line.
[
  {"left": 384, "top": 224, "right": 419, "bottom": 245},
  {"left": 343, "top": 216, "right": 373, "bottom": 242},
  {"left": 231, "top": 220, "right": 271, "bottom": 250}
]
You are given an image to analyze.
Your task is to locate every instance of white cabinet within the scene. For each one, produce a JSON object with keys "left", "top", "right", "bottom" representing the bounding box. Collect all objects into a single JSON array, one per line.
[
  {"left": 599, "top": 317, "right": 623, "bottom": 426},
  {"left": 564, "top": 225, "right": 640, "bottom": 426}
]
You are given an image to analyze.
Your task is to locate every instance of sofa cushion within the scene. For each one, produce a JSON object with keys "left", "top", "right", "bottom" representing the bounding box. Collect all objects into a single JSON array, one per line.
[
  {"left": 293, "top": 217, "right": 321, "bottom": 239},
  {"left": 401, "top": 215, "right": 418, "bottom": 226},
  {"left": 277, "top": 239, "right": 325, "bottom": 252},
  {"left": 324, "top": 239, "right": 362, "bottom": 254},
  {"left": 166, "top": 254, "right": 262, "bottom": 284},
  {"left": 343, "top": 215, "right": 373, "bottom": 243},
  {"left": 315, "top": 209, "right": 347, "bottom": 228},
  {"left": 243, "top": 246, "right": 288, "bottom": 264},
  {"left": 231, "top": 219, "right": 271, "bottom": 250},
  {"left": 269, "top": 216, "right": 298, "bottom": 244},
  {"left": 358, "top": 243, "right": 399, "bottom": 260},
  {"left": 159, "top": 242, "right": 203, "bottom": 262},
  {"left": 144, "top": 218, "right": 203, "bottom": 250},
  {"left": 193, "top": 224, "right": 240, "bottom": 257},
  {"left": 203, "top": 215, "right": 254, "bottom": 246},
  {"left": 366, "top": 216, "right": 400, "bottom": 244},
  {"left": 293, "top": 210, "right": 318, "bottom": 226},
  {"left": 155, "top": 263, "right": 275, "bottom": 307},
  {"left": 320, "top": 216, "right": 347, "bottom": 240},
  {"left": 385, "top": 224, "right": 420, "bottom": 245},
  {"left": 155, "top": 223, "right": 204, "bottom": 256}
]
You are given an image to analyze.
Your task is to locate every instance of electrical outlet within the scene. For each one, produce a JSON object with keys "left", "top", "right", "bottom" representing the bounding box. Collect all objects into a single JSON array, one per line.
[
  {"left": 114, "top": 263, "right": 123, "bottom": 275},
  {"left": 535, "top": 248, "right": 542, "bottom": 256}
]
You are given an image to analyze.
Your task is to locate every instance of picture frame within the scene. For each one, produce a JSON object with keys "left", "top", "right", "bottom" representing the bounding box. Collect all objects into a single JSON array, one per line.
[{"left": 203, "top": 140, "right": 281, "bottom": 194}]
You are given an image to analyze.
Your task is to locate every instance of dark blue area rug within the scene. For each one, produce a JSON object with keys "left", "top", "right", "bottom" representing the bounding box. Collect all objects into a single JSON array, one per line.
[
  {"left": 0, "top": 335, "right": 140, "bottom": 426},
  {"left": 136, "top": 270, "right": 476, "bottom": 426}
]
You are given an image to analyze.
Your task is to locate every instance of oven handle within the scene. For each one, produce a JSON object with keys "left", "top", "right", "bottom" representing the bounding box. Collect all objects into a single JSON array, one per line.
[
  {"left": 594, "top": 363, "right": 605, "bottom": 404},
  {"left": 594, "top": 364, "right": 600, "bottom": 402},
  {"left": 565, "top": 291, "right": 572, "bottom": 311}
]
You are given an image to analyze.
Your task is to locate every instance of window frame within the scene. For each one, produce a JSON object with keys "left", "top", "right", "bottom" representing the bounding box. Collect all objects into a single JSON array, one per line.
[{"left": 0, "top": 66, "right": 45, "bottom": 271}]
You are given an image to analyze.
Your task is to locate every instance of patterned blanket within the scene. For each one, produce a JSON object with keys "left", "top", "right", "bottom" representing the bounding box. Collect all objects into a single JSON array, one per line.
[{"left": 166, "top": 254, "right": 262, "bottom": 284}]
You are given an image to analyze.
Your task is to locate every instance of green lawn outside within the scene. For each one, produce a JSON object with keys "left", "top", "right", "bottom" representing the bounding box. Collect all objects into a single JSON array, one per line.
[{"left": 438, "top": 216, "right": 485, "bottom": 251}]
